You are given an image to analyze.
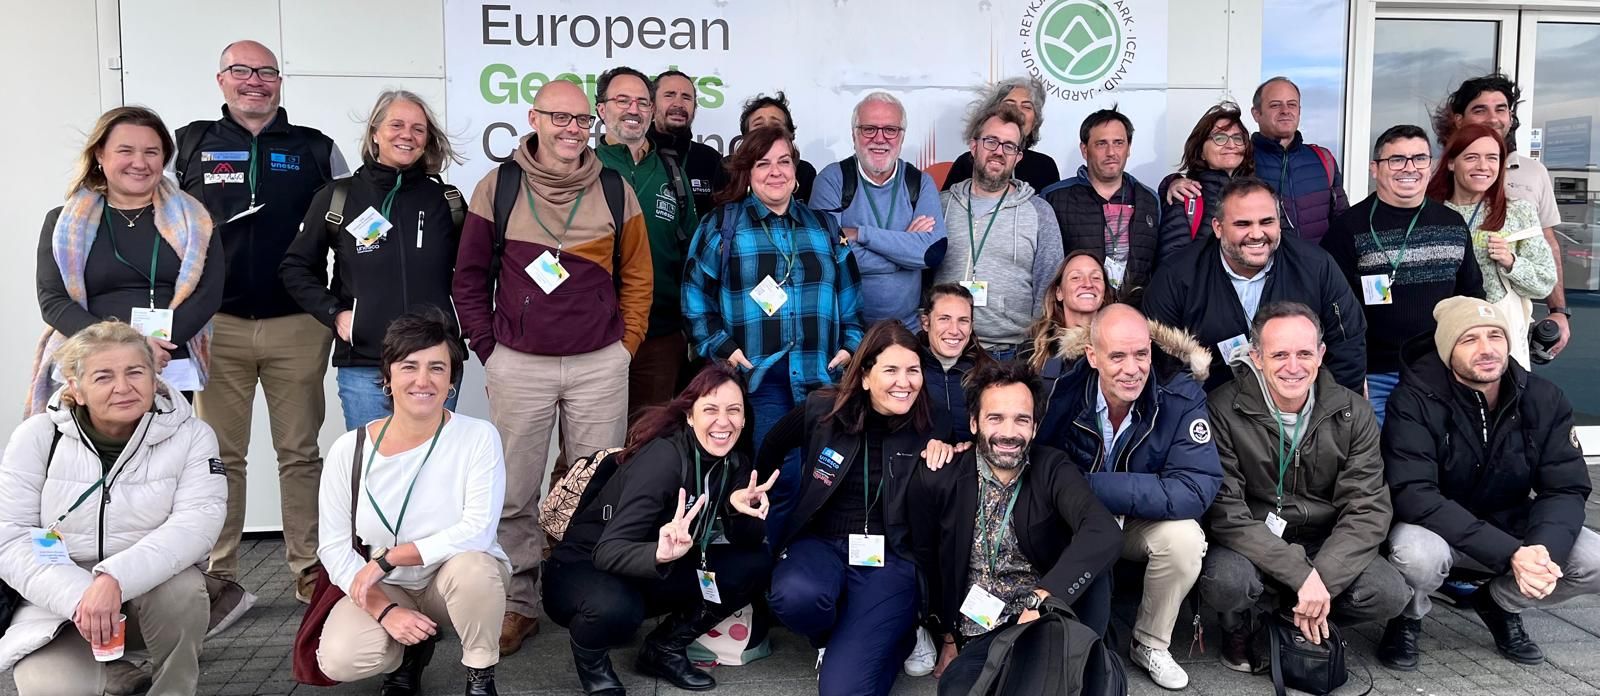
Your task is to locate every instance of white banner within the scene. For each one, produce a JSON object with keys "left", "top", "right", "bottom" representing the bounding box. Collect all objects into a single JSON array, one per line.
[{"left": 443, "top": 0, "right": 1170, "bottom": 189}]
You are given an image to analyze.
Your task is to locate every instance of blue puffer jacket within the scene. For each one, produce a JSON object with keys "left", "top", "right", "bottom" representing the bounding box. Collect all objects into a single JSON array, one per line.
[
  {"left": 1037, "top": 320, "right": 1223, "bottom": 521},
  {"left": 1252, "top": 131, "right": 1349, "bottom": 245},
  {"left": 919, "top": 339, "right": 986, "bottom": 443}
]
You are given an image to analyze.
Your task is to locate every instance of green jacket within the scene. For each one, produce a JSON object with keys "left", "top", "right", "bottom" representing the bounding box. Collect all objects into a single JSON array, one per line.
[{"left": 596, "top": 139, "right": 698, "bottom": 336}]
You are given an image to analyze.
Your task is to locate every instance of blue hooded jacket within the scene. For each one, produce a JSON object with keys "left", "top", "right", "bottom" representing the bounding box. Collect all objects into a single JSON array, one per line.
[{"left": 1252, "top": 131, "right": 1349, "bottom": 245}]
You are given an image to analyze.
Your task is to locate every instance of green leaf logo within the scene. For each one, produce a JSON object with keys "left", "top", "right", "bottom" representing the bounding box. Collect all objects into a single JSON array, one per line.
[{"left": 1035, "top": 0, "right": 1122, "bottom": 86}]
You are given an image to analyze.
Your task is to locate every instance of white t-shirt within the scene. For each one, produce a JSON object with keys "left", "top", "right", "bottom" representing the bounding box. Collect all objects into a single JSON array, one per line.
[
  {"left": 1506, "top": 152, "right": 1560, "bottom": 229},
  {"left": 318, "top": 413, "right": 510, "bottom": 592}
]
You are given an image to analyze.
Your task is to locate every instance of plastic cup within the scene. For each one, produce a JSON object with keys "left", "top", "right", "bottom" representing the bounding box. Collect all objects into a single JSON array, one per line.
[{"left": 91, "top": 614, "right": 127, "bottom": 662}]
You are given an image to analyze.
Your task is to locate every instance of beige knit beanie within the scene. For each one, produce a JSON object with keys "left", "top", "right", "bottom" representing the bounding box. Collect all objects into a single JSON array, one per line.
[{"left": 1432, "top": 296, "right": 1511, "bottom": 363}]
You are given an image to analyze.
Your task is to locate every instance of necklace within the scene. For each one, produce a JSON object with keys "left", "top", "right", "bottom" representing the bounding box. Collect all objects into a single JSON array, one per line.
[{"left": 111, "top": 205, "right": 151, "bottom": 228}]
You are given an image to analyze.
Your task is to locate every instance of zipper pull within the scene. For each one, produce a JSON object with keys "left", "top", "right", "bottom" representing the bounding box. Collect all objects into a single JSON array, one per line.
[{"left": 417, "top": 211, "right": 425, "bottom": 249}]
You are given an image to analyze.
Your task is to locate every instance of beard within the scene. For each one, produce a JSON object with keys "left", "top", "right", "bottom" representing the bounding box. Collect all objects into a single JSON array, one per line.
[
  {"left": 973, "top": 158, "right": 1012, "bottom": 193},
  {"left": 977, "top": 433, "right": 1029, "bottom": 471},
  {"left": 1452, "top": 354, "right": 1507, "bottom": 387},
  {"left": 660, "top": 106, "right": 694, "bottom": 137}
]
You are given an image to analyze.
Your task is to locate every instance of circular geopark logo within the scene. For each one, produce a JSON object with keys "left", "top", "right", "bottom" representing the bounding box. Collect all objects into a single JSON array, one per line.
[{"left": 1035, "top": 0, "right": 1122, "bottom": 86}]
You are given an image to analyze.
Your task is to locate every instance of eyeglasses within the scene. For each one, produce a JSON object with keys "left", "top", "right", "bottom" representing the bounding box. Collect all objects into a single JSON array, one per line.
[
  {"left": 1376, "top": 154, "right": 1432, "bottom": 171},
  {"left": 223, "top": 64, "right": 281, "bottom": 82},
  {"left": 975, "top": 136, "right": 1021, "bottom": 156},
  {"left": 534, "top": 109, "right": 596, "bottom": 128},
  {"left": 855, "top": 125, "right": 904, "bottom": 141},
  {"left": 605, "top": 95, "right": 654, "bottom": 111},
  {"left": 1208, "top": 132, "right": 1246, "bottom": 147}
]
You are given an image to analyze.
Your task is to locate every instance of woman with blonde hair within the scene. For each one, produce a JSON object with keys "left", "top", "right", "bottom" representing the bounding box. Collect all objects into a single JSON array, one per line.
[
  {"left": 1021, "top": 251, "right": 1109, "bottom": 371},
  {"left": 31, "top": 106, "right": 222, "bottom": 416}
]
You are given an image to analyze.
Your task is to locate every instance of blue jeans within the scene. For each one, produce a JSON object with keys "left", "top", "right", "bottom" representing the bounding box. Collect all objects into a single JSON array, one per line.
[
  {"left": 768, "top": 536, "right": 919, "bottom": 696},
  {"left": 1366, "top": 371, "right": 1400, "bottom": 426},
  {"left": 336, "top": 366, "right": 461, "bottom": 431},
  {"left": 749, "top": 362, "right": 801, "bottom": 538}
]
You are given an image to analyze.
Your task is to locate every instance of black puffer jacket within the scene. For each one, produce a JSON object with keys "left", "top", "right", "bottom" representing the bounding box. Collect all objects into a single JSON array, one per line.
[
  {"left": 1156, "top": 168, "right": 1233, "bottom": 263},
  {"left": 279, "top": 161, "right": 463, "bottom": 366},
  {"left": 1039, "top": 166, "right": 1163, "bottom": 307},
  {"left": 1384, "top": 334, "right": 1591, "bottom": 573}
]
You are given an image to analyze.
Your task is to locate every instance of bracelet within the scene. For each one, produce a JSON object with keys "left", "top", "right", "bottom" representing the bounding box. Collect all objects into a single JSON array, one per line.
[
  {"left": 1549, "top": 306, "right": 1572, "bottom": 318},
  {"left": 377, "top": 602, "right": 400, "bottom": 624}
]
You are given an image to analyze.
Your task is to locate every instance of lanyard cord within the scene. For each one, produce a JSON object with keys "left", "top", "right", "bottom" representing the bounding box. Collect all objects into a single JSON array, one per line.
[
  {"left": 362, "top": 413, "right": 448, "bottom": 547},
  {"left": 861, "top": 435, "right": 887, "bottom": 534},
  {"left": 692, "top": 448, "right": 728, "bottom": 567},
  {"left": 524, "top": 183, "right": 586, "bottom": 259},
  {"left": 977, "top": 475, "right": 1023, "bottom": 575},
  {"left": 1367, "top": 200, "right": 1426, "bottom": 278},
  {"left": 380, "top": 172, "right": 403, "bottom": 220},
  {"left": 964, "top": 190, "right": 1006, "bottom": 280},
  {"left": 862, "top": 170, "right": 902, "bottom": 229},
  {"left": 103, "top": 207, "right": 161, "bottom": 308},
  {"left": 1272, "top": 411, "right": 1303, "bottom": 511},
  {"left": 759, "top": 218, "right": 796, "bottom": 286}
]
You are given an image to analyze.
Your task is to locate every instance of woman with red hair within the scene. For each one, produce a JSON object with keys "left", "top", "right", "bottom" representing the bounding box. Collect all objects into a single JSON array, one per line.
[{"left": 1427, "top": 123, "right": 1556, "bottom": 367}]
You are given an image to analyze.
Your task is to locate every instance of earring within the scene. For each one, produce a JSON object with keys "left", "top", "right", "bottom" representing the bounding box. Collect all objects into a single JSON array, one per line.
[
  {"left": 381, "top": 384, "right": 392, "bottom": 397},
  {"left": 447, "top": 386, "right": 457, "bottom": 399}
]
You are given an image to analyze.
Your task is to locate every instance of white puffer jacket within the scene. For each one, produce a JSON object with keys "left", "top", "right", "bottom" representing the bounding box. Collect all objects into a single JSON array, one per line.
[{"left": 0, "top": 383, "right": 225, "bottom": 670}]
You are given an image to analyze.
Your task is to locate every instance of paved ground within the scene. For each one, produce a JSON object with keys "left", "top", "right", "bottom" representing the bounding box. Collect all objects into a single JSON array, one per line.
[{"left": 7, "top": 462, "right": 1600, "bottom": 695}]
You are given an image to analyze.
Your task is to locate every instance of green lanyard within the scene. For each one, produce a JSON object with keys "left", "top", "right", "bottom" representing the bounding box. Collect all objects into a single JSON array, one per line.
[
  {"left": 380, "top": 173, "right": 403, "bottom": 220},
  {"left": 692, "top": 449, "right": 728, "bottom": 567},
  {"left": 103, "top": 207, "right": 161, "bottom": 308},
  {"left": 524, "top": 183, "right": 586, "bottom": 259},
  {"left": 964, "top": 190, "right": 1007, "bottom": 280},
  {"left": 1272, "top": 414, "right": 1303, "bottom": 511},
  {"left": 1367, "top": 200, "right": 1426, "bottom": 278},
  {"left": 861, "top": 436, "right": 888, "bottom": 534},
  {"left": 759, "top": 218, "right": 796, "bottom": 286},
  {"left": 247, "top": 137, "right": 259, "bottom": 208},
  {"left": 363, "top": 413, "right": 448, "bottom": 546},
  {"left": 978, "top": 477, "right": 1024, "bottom": 575},
  {"left": 51, "top": 477, "right": 107, "bottom": 531},
  {"left": 1463, "top": 200, "right": 1485, "bottom": 233},
  {"left": 862, "top": 171, "right": 902, "bottom": 229}
]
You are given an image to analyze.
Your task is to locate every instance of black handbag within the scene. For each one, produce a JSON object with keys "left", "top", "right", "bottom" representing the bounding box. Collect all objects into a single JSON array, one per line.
[
  {"left": 0, "top": 580, "right": 20, "bottom": 636},
  {"left": 1266, "top": 613, "right": 1369, "bottom": 696}
]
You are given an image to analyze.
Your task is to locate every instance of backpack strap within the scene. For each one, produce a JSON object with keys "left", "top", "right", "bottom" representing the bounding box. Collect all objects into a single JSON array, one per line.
[
  {"left": 350, "top": 426, "right": 369, "bottom": 560},
  {"left": 904, "top": 162, "right": 923, "bottom": 209},
  {"left": 836, "top": 156, "right": 859, "bottom": 212},
  {"left": 1186, "top": 195, "right": 1204, "bottom": 239},
  {"left": 1309, "top": 145, "right": 1336, "bottom": 188},
  {"left": 658, "top": 148, "right": 694, "bottom": 223},
  {"left": 46, "top": 429, "right": 63, "bottom": 468},
  {"left": 489, "top": 161, "right": 523, "bottom": 294},
  {"left": 442, "top": 185, "right": 466, "bottom": 232},
  {"left": 322, "top": 178, "right": 353, "bottom": 238},
  {"left": 599, "top": 167, "right": 627, "bottom": 294},
  {"left": 173, "top": 121, "right": 213, "bottom": 183}
]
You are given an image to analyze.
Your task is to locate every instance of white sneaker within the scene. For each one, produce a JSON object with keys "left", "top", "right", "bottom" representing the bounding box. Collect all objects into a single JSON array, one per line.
[
  {"left": 1132, "top": 642, "right": 1189, "bottom": 690},
  {"left": 904, "top": 627, "right": 936, "bottom": 676}
]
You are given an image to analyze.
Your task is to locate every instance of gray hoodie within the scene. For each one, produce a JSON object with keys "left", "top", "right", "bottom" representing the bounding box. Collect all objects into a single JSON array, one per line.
[{"left": 936, "top": 179, "right": 1064, "bottom": 346}]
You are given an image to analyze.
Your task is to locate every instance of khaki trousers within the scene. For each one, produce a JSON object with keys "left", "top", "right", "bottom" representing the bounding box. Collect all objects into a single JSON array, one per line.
[
  {"left": 317, "top": 552, "right": 510, "bottom": 681},
  {"left": 485, "top": 342, "right": 630, "bottom": 616},
  {"left": 198, "top": 312, "right": 332, "bottom": 593},
  {"left": 12, "top": 567, "right": 208, "bottom": 696},
  {"left": 1120, "top": 518, "right": 1207, "bottom": 650}
]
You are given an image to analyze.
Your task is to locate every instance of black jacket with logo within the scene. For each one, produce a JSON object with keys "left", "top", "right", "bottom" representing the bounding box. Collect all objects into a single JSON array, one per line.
[
  {"left": 278, "top": 161, "right": 462, "bottom": 367},
  {"left": 649, "top": 125, "right": 730, "bottom": 216},
  {"left": 1384, "top": 335, "right": 1591, "bottom": 573},
  {"left": 174, "top": 107, "right": 337, "bottom": 319}
]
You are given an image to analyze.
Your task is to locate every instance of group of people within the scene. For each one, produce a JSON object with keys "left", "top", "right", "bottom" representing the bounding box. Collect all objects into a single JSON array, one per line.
[{"left": 0, "top": 32, "right": 1589, "bottom": 696}]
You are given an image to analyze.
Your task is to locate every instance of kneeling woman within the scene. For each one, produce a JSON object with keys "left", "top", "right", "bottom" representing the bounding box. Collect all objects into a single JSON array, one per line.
[
  {"left": 0, "top": 320, "right": 226, "bottom": 696},
  {"left": 764, "top": 320, "right": 941, "bottom": 696},
  {"left": 315, "top": 309, "right": 511, "bottom": 695},
  {"left": 546, "top": 364, "right": 774, "bottom": 695}
]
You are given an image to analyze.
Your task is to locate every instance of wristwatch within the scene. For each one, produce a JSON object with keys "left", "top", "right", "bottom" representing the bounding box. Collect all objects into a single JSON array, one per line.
[
  {"left": 1021, "top": 592, "right": 1045, "bottom": 610},
  {"left": 374, "top": 549, "right": 395, "bottom": 574},
  {"left": 1548, "top": 306, "right": 1572, "bottom": 318}
]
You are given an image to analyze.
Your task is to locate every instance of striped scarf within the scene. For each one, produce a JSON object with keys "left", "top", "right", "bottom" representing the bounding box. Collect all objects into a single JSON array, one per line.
[{"left": 26, "top": 180, "right": 215, "bottom": 417}]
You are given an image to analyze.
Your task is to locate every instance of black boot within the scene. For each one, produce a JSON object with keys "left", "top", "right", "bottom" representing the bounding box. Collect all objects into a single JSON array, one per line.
[
  {"left": 571, "top": 640, "right": 626, "bottom": 695},
  {"left": 635, "top": 608, "right": 721, "bottom": 691},
  {"left": 464, "top": 666, "right": 498, "bottom": 696},
  {"left": 1377, "top": 617, "right": 1421, "bottom": 671},
  {"left": 1472, "top": 586, "right": 1544, "bottom": 665},
  {"left": 380, "top": 638, "right": 436, "bottom": 696}
]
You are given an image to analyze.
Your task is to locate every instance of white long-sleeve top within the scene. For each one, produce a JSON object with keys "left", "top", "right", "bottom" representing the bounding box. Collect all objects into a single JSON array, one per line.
[{"left": 317, "top": 413, "right": 510, "bottom": 592}]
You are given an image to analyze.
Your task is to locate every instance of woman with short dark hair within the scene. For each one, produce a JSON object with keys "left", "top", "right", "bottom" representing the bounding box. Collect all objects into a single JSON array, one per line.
[
  {"left": 1157, "top": 103, "right": 1255, "bottom": 260},
  {"left": 941, "top": 77, "right": 1061, "bottom": 193}
]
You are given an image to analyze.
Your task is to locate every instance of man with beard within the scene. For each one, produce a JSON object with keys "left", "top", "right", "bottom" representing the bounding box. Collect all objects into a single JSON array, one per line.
[
  {"left": 1039, "top": 108, "right": 1163, "bottom": 306},
  {"left": 934, "top": 104, "right": 1063, "bottom": 362},
  {"left": 1199, "top": 301, "right": 1407, "bottom": 673},
  {"left": 737, "top": 92, "right": 818, "bottom": 202},
  {"left": 1380, "top": 297, "right": 1598, "bottom": 669},
  {"left": 813, "top": 92, "right": 948, "bottom": 330},
  {"left": 595, "top": 67, "right": 699, "bottom": 414},
  {"left": 648, "top": 69, "right": 725, "bottom": 217},
  {"left": 1034, "top": 303, "right": 1220, "bottom": 690},
  {"left": 1145, "top": 177, "right": 1366, "bottom": 393},
  {"left": 1322, "top": 124, "right": 1483, "bottom": 424},
  {"left": 908, "top": 361, "right": 1122, "bottom": 690}
]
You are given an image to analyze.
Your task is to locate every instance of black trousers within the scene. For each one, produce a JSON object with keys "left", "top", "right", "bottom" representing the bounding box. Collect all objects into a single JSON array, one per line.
[{"left": 542, "top": 544, "right": 771, "bottom": 649}]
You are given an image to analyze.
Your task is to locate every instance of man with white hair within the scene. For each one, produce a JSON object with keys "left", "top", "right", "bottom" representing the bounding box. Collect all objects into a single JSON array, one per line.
[{"left": 811, "top": 92, "right": 948, "bottom": 330}]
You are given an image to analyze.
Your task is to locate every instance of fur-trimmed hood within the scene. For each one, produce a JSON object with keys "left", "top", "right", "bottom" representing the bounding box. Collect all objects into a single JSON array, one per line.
[{"left": 1051, "top": 319, "right": 1212, "bottom": 383}]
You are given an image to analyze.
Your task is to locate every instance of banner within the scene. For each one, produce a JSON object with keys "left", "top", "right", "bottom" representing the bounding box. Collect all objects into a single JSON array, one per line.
[{"left": 444, "top": 0, "right": 1169, "bottom": 190}]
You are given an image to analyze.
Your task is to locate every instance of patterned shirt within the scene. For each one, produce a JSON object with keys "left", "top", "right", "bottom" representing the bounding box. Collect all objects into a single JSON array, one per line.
[
  {"left": 682, "top": 194, "right": 864, "bottom": 401},
  {"left": 1444, "top": 198, "right": 1556, "bottom": 304},
  {"left": 962, "top": 455, "right": 1038, "bottom": 636}
]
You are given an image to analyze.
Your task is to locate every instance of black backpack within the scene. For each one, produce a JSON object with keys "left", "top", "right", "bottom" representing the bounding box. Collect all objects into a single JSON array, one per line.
[
  {"left": 489, "top": 162, "right": 626, "bottom": 294},
  {"left": 824, "top": 155, "right": 922, "bottom": 213},
  {"left": 966, "top": 596, "right": 1126, "bottom": 696},
  {"left": 321, "top": 178, "right": 464, "bottom": 239}
]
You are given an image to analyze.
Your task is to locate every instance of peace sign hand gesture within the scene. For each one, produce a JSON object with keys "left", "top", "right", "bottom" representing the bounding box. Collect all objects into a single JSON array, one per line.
[
  {"left": 730, "top": 470, "right": 781, "bottom": 519},
  {"left": 656, "top": 488, "right": 707, "bottom": 564}
]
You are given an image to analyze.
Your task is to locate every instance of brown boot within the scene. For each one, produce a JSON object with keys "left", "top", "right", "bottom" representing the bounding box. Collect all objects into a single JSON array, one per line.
[{"left": 499, "top": 612, "right": 540, "bottom": 656}]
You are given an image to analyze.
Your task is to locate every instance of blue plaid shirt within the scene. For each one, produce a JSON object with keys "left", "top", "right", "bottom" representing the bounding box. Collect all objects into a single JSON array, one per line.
[{"left": 682, "top": 194, "right": 864, "bottom": 401}]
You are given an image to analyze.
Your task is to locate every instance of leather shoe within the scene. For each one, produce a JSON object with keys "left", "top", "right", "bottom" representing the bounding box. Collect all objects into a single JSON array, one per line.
[
  {"left": 380, "top": 638, "right": 436, "bottom": 696},
  {"left": 572, "top": 640, "right": 626, "bottom": 695},
  {"left": 1472, "top": 586, "right": 1544, "bottom": 665},
  {"left": 499, "top": 612, "right": 540, "bottom": 656},
  {"left": 465, "top": 666, "right": 499, "bottom": 696},
  {"left": 1377, "top": 617, "right": 1421, "bottom": 671}
]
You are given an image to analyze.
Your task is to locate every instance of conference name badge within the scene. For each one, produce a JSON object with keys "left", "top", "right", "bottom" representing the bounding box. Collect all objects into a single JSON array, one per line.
[
  {"left": 1360, "top": 273, "right": 1393, "bottom": 305},
  {"left": 961, "top": 584, "right": 1006, "bottom": 631},
  {"left": 346, "top": 207, "right": 392, "bottom": 249},
  {"left": 30, "top": 527, "right": 72, "bottom": 565},
  {"left": 848, "top": 533, "right": 885, "bottom": 567},
  {"left": 959, "top": 280, "right": 989, "bottom": 308},
  {"left": 1265, "top": 511, "right": 1287, "bottom": 538},
  {"left": 1216, "top": 334, "right": 1250, "bottom": 365},
  {"left": 697, "top": 569, "right": 722, "bottom": 604},
  {"left": 750, "top": 275, "right": 788, "bottom": 316},
  {"left": 527, "top": 251, "right": 570, "bottom": 293},
  {"left": 130, "top": 307, "right": 174, "bottom": 341}
]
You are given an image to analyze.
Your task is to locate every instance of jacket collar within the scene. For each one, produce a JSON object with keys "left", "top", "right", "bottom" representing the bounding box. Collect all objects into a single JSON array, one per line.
[
  {"left": 1227, "top": 360, "right": 1348, "bottom": 421},
  {"left": 1396, "top": 332, "right": 1526, "bottom": 405},
  {"left": 220, "top": 105, "right": 294, "bottom": 136},
  {"left": 1054, "top": 319, "right": 1212, "bottom": 384},
  {"left": 1250, "top": 130, "right": 1305, "bottom": 156},
  {"left": 1062, "top": 165, "right": 1147, "bottom": 204},
  {"left": 48, "top": 378, "right": 191, "bottom": 449},
  {"left": 357, "top": 159, "right": 427, "bottom": 190}
]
